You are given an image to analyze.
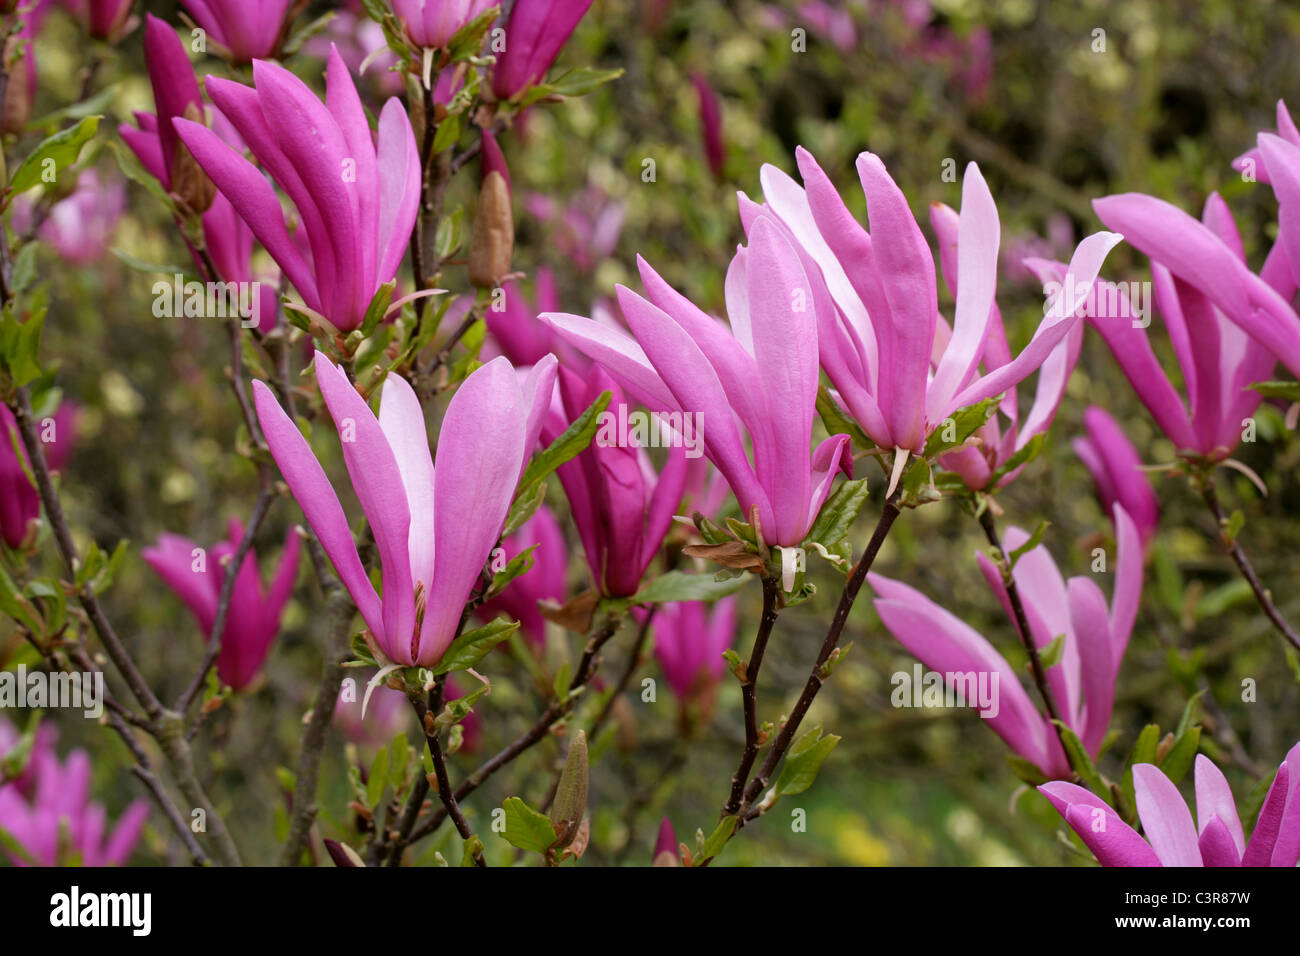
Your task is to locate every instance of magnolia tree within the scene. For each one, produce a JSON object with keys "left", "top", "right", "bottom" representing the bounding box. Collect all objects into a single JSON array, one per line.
[{"left": 0, "top": 0, "right": 1298, "bottom": 869}]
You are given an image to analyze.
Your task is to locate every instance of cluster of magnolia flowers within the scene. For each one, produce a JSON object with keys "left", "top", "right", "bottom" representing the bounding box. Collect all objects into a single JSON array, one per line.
[{"left": 3, "top": 0, "right": 1300, "bottom": 868}]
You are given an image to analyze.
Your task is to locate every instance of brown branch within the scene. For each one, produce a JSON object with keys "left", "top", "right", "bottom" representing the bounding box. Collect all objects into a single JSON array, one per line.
[
  {"left": 737, "top": 496, "right": 902, "bottom": 816},
  {"left": 279, "top": 588, "right": 355, "bottom": 865},
  {"left": 976, "top": 506, "right": 1073, "bottom": 768},
  {"left": 722, "top": 576, "right": 780, "bottom": 817},
  {"left": 1200, "top": 480, "right": 1300, "bottom": 653},
  {"left": 402, "top": 614, "right": 624, "bottom": 846}
]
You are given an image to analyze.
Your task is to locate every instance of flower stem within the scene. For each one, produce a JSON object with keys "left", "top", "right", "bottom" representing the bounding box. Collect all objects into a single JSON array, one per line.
[{"left": 722, "top": 575, "right": 781, "bottom": 818}]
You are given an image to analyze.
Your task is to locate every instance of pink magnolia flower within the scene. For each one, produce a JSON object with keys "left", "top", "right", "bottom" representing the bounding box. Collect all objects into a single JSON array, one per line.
[
  {"left": 929, "top": 213, "right": 1083, "bottom": 491},
  {"left": 0, "top": 719, "right": 148, "bottom": 867},
  {"left": 1041, "top": 745, "right": 1300, "bottom": 867},
  {"left": 1093, "top": 189, "right": 1300, "bottom": 396},
  {"left": 492, "top": 0, "right": 595, "bottom": 101},
  {"left": 690, "top": 73, "right": 725, "bottom": 179},
  {"left": 484, "top": 270, "right": 566, "bottom": 367},
  {"left": 1231, "top": 99, "right": 1298, "bottom": 187},
  {"left": 143, "top": 518, "right": 301, "bottom": 689},
  {"left": 175, "top": 47, "right": 420, "bottom": 333},
  {"left": 1073, "top": 406, "right": 1159, "bottom": 549},
  {"left": 392, "top": 0, "right": 492, "bottom": 49},
  {"left": 546, "top": 366, "right": 686, "bottom": 596},
  {"left": 1089, "top": 192, "right": 1283, "bottom": 461},
  {"left": 475, "top": 505, "right": 568, "bottom": 646},
  {"left": 252, "top": 352, "right": 556, "bottom": 667},
  {"left": 651, "top": 597, "right": 736, "bottom": 702},
  {"left": 12, "top": 168, "right": 125, "bottom": 265},
  {"left": 754, "top": 147, "right": 1120, "bottom": 493},
  {"left": 1255, "top": 130, "right": 1300, "bottom": 310},
  {"left": 120, "top": 14, "right": 280, "bottom": 331},
  {"left": 59, "top": 0, "right": 132, "bottom": 41},
  {"left": 0, "top": 402, "right": 76, "bottom": 550},
  {"left": 869, "top": 504, "right": 1143, "bottom": 778},
  {"left": 180, "top": 0, "right": 295, "bottom": 62},
  {"left": 544, "top": 217, "right": 853, "bottom": 549}
]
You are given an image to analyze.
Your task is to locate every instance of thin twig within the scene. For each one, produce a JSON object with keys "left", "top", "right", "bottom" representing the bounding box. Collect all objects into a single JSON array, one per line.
[
  {"left": 403, "top": 615, "right": 624, "bottom": 846},
  {"left": 279, "top": 589, "right": 355, "bottom": 865},
  {"left": 1200, "top": 480, "right": 1300, "bottom": 653},
  {"left": 723, "top": 576, "right": 780, "bottom": 817}
]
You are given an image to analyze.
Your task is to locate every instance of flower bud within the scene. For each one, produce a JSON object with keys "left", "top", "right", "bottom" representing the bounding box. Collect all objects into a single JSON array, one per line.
[
  {"left": 468, "top": 170, "right": 513, "bottom": 288},
  {"left": 548, "top": 729, "right": 588, "bottom": 849},
  {"left": 170, "top": 103, "right": 217, "bottom": 213}
]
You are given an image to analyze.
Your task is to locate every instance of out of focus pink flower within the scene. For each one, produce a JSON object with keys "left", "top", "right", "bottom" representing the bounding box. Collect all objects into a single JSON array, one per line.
[
  {"left": 12, "top": 169, "right": 125, "bottom": 265},
  {"left": 651, "top": 598, "right": 736, "bottom": 704},
  {"left": 180, "top": 0, "right": 295, "bottom": 62},
  {"left": 143, "top": 518, "right": 301, "bottom": 690},
  {"left": 0, "top": 402, "right": 77, "bottom": 550},
  {"left": 523, "top": 186, "right": 626, "bottom": 273},
  {"left": 0, "top": 718, "right": 148, "bottom": 867},
  {"left": 476, "top": 505, "right": 569, "bottom": 647},
  {"left": 59, "top": 0, "right": 132, "bottom": 40},
  {"left": 304, "top": 1, "right": 404, "bottom": 97},
  {"left": 1073, "top": 406, "right": 1160, "bottom": 549},
  {"left": 1001, "top": 213, "right": 1074, "bottom": 285},
  {"left": 690, "top": 73, "right": 725, "bottom": 179},
  {"left": 333, "top": 674, "right": 480, "bottom": 753}
]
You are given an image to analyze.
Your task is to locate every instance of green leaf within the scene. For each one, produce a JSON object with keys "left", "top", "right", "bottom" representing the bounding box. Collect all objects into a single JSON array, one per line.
[
  {"left": 366, "top": 746, "right": 389, "bottom": 808},
  {"left": 1158, "top": 726, "right": 1201, "bottom": 785},
  {"left": 991, "top": 433, "right": 1047, "bottom": 483},
  {"left": 431, "top": 618, "right": 518, "bottom": 675},
  {"left": 815, "top": 385, "right": 873, "bottom": 450},
  {"left": 618, "top": 569, "right": 748, "bottom": 609},
  {"left": 0, "top": 566, "right": 42, "bottom": 634},
  {"left": 501, "top": 476, "right": 547, "bottom": 538},
  {"left": 804, "top": 477, "right": 871, "bottom": 553},
  {"left": 483, "top": 543, "right": 537, "bottom": 601},
  {"left": 500, "top": 796, "right": 557, "bottom": 853},
  {"left": 1248, "top": 379, "right": 1300, "bottom": 402},
  {"left": 520, "top": 67, "right": 626, "bottom": 105},
  {"left": 1224, "top": 509, "right": 1245, "bottom": 543},
  {"left": 694, "top": 815, "right": 738, "bottom": 865},
  {"left": 107, "top": 140, "right": 174, "bottom": 210},
  {"left": 360, "top": 279, "right": 396, "bottom": 338},
  {"left": 513, "top": 390, "right": 611, "bottom": 506},
  {"left": 1038, "top": 633, "right": 1066, "bottom": 669},
  {"left": 1051, "top": 721, "right": 1109, "bottom": 802},
  {"left": 446, "top": 5, "right": 500, "bottom": 61},
  {"left": 9, "top": 116, "right": 100, "bottom": 195},
  {"left": 923, "top": 396, "right": 998, "bottom": 459},
  {"left": 775, "top": 725, "right": 841, "bottom": 796},
  {"left": 459, "top": 835, "right": 485, "bottom": 867},
  {"left": 279, "top": 10, "right": 337, "bottom": 56},
  {"left": 435, "top": 206, "right": 465, "bottom": 260},
  {"left": 1007, "top": 520, "right": 1050, "bottom": 569},
  {"left": 431, "top": 112, "right": 462, "bottom": 155},
  {"left": 1007, "top": 754, "right": 1049, "bottom": 786},
  {"left": 1, "top": 306, "right": 46, "bottom": 386}
]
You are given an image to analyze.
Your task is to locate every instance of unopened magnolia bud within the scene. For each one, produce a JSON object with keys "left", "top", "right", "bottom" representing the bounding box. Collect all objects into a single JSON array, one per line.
[
  {"left": 467, "top": 170, "right": 513, "bottom": 288},
  {"left": 549, "top": 729, "right": 588, "bottom": 849},
  {"left": 2, "top": 38, "right": 31, "bottom": 136},
  {"left": 170, "top": 103, "right": 217, "bottom": 213}
]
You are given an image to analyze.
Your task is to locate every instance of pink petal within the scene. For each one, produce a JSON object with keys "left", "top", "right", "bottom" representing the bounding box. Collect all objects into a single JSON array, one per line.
[{"left": 1133, "top": 763, "right": 1203, "bottom": 866}]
